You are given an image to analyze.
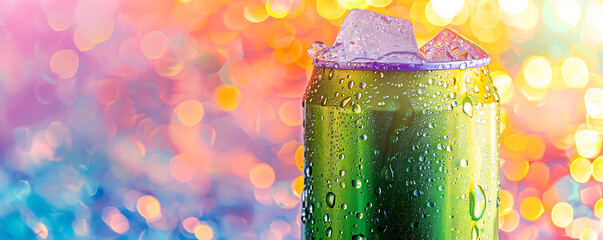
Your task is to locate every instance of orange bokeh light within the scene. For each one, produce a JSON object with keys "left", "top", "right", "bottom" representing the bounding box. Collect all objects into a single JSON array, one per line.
[
  {"left": 50, "top": 49, "right": 79, "bottom": 79},
  {"left": 249, "top": 163, "right": 276, "bottom": 189},
  {"left": 136, "top": 195, "right": 161, "bottom": 219},
  {"left": 214, "top": 84, "right": 242, "bottom": 111}
]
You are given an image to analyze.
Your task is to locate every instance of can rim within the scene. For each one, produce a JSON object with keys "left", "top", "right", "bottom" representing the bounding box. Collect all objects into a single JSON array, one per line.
[{"left": 311, "top": 57, "right": 490, "bottom": 71}]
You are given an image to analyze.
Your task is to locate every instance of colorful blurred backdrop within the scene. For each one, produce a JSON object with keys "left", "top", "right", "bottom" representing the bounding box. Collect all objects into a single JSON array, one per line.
[{"left": 0, "top": 0, "right": 602, "bottom": 239}]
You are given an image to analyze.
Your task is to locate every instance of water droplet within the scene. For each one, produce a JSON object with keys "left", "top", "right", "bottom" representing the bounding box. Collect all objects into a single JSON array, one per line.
[
  {"left": 462, "top": 97, "right": 473, "bottom": 117},
  {"left": 353, "top": 104, "right": 362, "bottom": 113},
  {"left": 471, "top": 225, "right": 479, "bottom": 240},
  {"left": 340, "top": 170, "right": 346, "bottom": 176},
  {"left": 326, "top": 227, "right": 332, "bottom": 237},
  {"left": 449, "top": 92, "right": 457, "bottom": 99},
  {"left": 460, "top": 62, "right": 467, "bottom": 69},
  {"left": 324, "top": 213, "right": 330, "bottom": 222},
  {"left": 418, "top": 89, "right": 425, "bottom": 95},
  {"left": 427, "top": 202, "right": 436, "bottom": 207},
  {"left": 360, "top": 82, "right": 367, "bottom": 89},
  {"left": 341, "top": 203, "right": 348, "bottom": 210},
  {"left": 352, "top": 234, "right": 366, "bottom": 240},
  {"left": 497, "top": 197, "right": 501, "bottom": 207},
  {"left": 326, "top": 192, "right": 336, "bottom": 208},
  {"left": 469, "top": 184, "right": 486, "bottom": 220},
  {"left": 460, "top": 159, "right": 468, "bottom": 167},
  {"left": 473, "top": 86, "right": 479, "bottom": 93},
  {"left": 305, "top": 166, "right": 312, "bottom": 177},
  {"left": 328, "top": 69, "right": 334, "bottom": 79},
  {"left": 339, "top": 154, "right": 345, "bottom": 160},
  {"left": 308, "top": 203, "right": 314, "bottom": 213},
  {"left": 451, "top": 100, "right": 458, "bottom": 107},
  {"left": 360, "top": 134, "right": 367, "bottom": 140},
  {"left": 380, "top": 72, "right": 384, "bottom": 78},
  {"left": 340, "top": 97, "right": 352, "bottom": 108},
  {"left": 428, "top": 78, "right": 434, "bottom": 85},
  {"left": 355, "top": 92, "right": 362, "bottom": 100},
  {"left": 322, "top": 97, "right": 328, "bottom": 106},
  {"left": 348, "top": 81, "right": 355, "bottom": 89},
  {"left": 410, "top": 222, "right": 419, "bottom": 228},
  {"left": 375, "top": 187, "right": 382, "bottom": 195},
  {"left": 352, "top": 180, "right": 362, "bottom": 189}
]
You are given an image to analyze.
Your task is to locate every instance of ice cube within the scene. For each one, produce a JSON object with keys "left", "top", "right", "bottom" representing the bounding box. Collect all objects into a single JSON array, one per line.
[
  {"left": 420, "top": 28, "right": 488, "bottom": 63},
  {"left": 314, "top": 9, "right": 420, "bottom": 64}
]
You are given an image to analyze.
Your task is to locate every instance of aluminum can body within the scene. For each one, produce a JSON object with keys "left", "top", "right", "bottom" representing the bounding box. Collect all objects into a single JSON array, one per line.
[{"left": 302, "top": 66, "right": 500, "bottom": 239}]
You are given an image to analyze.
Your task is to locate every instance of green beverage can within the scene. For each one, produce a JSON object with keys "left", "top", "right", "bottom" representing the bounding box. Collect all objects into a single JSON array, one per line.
[{"left": 301, "top": 10, "right": 500, "bottom": 240}]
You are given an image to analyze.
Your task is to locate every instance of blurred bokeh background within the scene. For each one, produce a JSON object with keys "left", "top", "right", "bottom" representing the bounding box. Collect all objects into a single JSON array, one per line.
[{"left": 0, "top": 0, "right": 601, "bottom": 239}]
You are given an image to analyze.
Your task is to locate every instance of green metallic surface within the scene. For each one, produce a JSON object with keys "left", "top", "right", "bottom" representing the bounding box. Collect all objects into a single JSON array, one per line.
[{"left": 302, "top": 67, "right": 500, "bottom": 239}]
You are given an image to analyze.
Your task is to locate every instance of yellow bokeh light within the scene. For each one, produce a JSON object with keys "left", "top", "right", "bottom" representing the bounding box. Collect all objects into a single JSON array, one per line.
[
  {"left": 317, "top": 0, "right": 347, "bottom": 20},
  {"left": 194, "top": 224, "right": 214, "bottom": 240},
  {"left": 580, "top": 230, "right": 598, "bottom": 240},
  {"left": 141, "top": 31, "right": 168, "bottom": 60},
  {"left": 523, "top": 56, "right": 552, "bottom": 89},
  {"left": 175, "top": 100, "right": 204, "bottom": 126},
  {"left": 554, "top": 0, "right": 582, "bottom": 26},
  {"left": 136, "top": 195, "right": 161, "bottom": 219},
  {"left": 425, "top": 2, "right": 453, "bottom": 26},
  {"left": 595, "top": 198, "right": 603, "bottom": 219},
  {"left": 244, "top": 1, "right": 269, "bottom": 23},
  {"left": 498, "top": 0, "right": 528, "bottom": 14},
  {"left": 249, "top": 163, "right": 276, "bottom": 189},
  {"left": 500, "top": 209, "right": 520, "bottom": 232},
  {"left": 552, "top": 202, "right": 574, "bottom": 227},
  {"left": 570, "top": 157, "right": 592, "bottom": 183},
  {"left": 561, "top": 57, "right": 589, "bottom": 88},
  {"left": 498, "top": 189, "right": 514, "bottom": 215},
  {"left": 585, "top": 88, "right": 603, "bottom": 119},
  {"left": 593, "top": 156, "right": 603, "bottom": 182},
  {"left": 366, "top": 0, "right": 393, "bottom": 8},
  {"left": 214, "top": 85, "right": 241, "bottom": 111},
  {"left": 520, "top": 197, "right": 544, "bottom": 221},
  {"left": 50, "top": 49, "right": 79, "bottom": 79},
  {"left": 575, "top": 130, "right": 601, "bottom": 158},
  {"left": 266, "top": 0, "right": 291, "bottom": 18},
  {"left": 430, "top": 0, "right": 464, "bottom": 19},
  {"left": 337, "top": 0, "right": 370, "bottom": 10},
  {"left": 502, "top": 158, "right": 529, "bottom": 181}
]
